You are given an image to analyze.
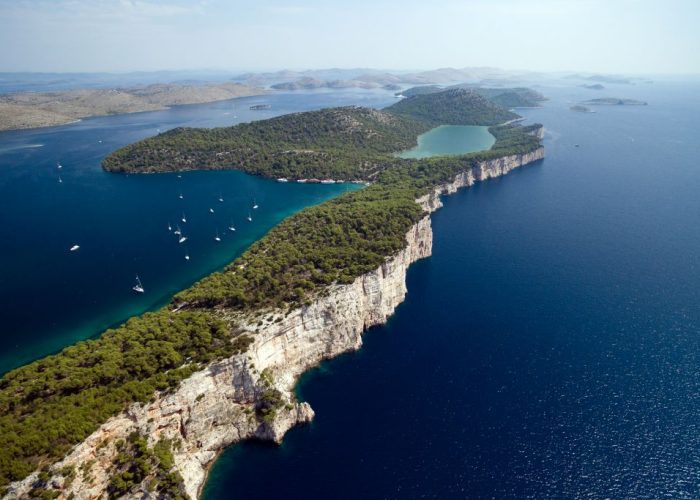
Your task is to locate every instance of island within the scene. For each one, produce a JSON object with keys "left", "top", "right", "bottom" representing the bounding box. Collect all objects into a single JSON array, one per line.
[
  {"left": 0, "top": 82, "right": 262, "bottom": 132},
  {"left": 570, "top": 105, "right": 595, "bottom": 113},
  {"left": 582, "top": 97, "right": 648, "bottom": 106},
  {"left": 270, "top": 77, "right": 400, "bottom": 91},
  {"left": 582, "top": 83, "right": 605, "bottom": 90},
  {"left": 396, "top": 84, "right": 546, "bottom": 108},
  {"left": 1, "top": 88, "right": 545, "bottom": 499}
]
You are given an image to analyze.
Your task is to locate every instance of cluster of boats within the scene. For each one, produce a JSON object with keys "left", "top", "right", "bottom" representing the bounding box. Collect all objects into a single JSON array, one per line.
[
  {"left": 68, "top": 181, "right": 261, "bottom": 295},
  {"left": 165, "top": 192, "right": 260, "bottom": 266}
]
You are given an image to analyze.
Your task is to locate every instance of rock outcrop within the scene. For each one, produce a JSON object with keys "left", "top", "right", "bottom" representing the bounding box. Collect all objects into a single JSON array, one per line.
[{"left": 5, "top": 148, "right": 543, "bottom": 500}]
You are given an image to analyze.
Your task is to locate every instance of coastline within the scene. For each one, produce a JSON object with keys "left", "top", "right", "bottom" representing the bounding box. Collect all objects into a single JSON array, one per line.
[
  {"left": 0, "top": 85, "right": 265, "bottom": 133},
  {"left": 4, "top": 145, "right": 544, "bottom": 499}
]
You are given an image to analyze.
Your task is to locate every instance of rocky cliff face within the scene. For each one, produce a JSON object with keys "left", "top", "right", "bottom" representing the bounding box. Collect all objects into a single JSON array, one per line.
[
  {"left": 416, "top": 147, "right": 545, "bottom": 213},
  {"left": 5, "top": 148, "right": 543, "bottom": 500}
]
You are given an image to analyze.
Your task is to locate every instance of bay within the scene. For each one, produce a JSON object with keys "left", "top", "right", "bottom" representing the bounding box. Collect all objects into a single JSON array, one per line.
[{"left": 0, "top": 88, "right": 397, "bottom": 374}]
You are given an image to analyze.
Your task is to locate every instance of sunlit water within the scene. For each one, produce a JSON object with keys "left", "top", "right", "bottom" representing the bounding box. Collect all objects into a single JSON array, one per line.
[
  {"left": 0, "top": 88, "right": 398, "bottom": 374},
  {"left": 204, "top": 81, "right": 700, "bottom": 499}
]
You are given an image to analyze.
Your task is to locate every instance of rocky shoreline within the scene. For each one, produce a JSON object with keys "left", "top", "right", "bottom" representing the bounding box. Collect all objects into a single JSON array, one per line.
[{"left": 5, "top": 143, "right": 544, "bottom": 500}]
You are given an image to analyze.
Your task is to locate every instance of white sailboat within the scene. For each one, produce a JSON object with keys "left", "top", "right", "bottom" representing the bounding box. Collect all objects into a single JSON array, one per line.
[
  {"left": 179, "top": 192, "right": 184, "bottom": 199},
  {"left": 57, "top": 162, "right": 63, "bottom": 169},
  {"left": 179, "top": 233, "right": 187, "bottom": 243},
  {"left": 181, "top": 213, "right": 187, "bottom": 223},
  {"left": 132, "top": 275, "right": 145, "bottom": 294},
  {"left": 218, "top": 193, "right": 224, "bottom": 202},
  {"left": 214, "top": 230, "right": 221, "bottom": 242},
  {"left": 252, "top": 198, "right": 259, "bottom": 210},
  {"left": 247, "top": 212, "right": 252, "bottom": 222},
  {"left": 185, "top": 251, "right": 190, "bottom": 261},
  {"left": 209, "top": 208, "right": 215, "bottom": 214},
  {"left": 174, "top": 225, "right": 181, "bottom": 235},
  {"left": 228, "top": 221, "right": 236, "bottom": 232},
  {"left": 168, "top": 222, "right": 172, "bottom": 232},
  {"left": 58, "top": 175, "right": 63, "bottom": 183},
  {"left": 69, "top": 244, "right": 80, "bottom": 252}
]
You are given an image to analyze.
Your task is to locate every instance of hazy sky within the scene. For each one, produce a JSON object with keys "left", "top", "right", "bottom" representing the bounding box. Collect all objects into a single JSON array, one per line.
[{"left": 1, "top": 0, "right": 698, "bottom": 74}]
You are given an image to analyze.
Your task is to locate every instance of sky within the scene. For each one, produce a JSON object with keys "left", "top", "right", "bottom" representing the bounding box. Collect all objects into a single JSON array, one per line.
[{"left": 0, "top": 0, "right": 698, "bottom": 75}]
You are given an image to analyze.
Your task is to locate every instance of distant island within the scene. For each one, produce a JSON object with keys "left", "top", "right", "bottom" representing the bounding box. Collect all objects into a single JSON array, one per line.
[
  {"left": 570, "top": 105, "right": 595, "bottom": 113},
  {"left": 396, "top": 85, "right": 546, "bottom": 108},
  {"left": 234, "top": 66, "right": 540, "bottom": 89},
  {"left": 582, "top": 83, "right": 605, "bottom": 90},
  {"left": 564, "top": 73, "right": 634, "bottom": 85},
  {"left": 583, "top": 97, "right": 648, "bottom": 106},
  {"left": 270, "top": 77, "right": 399, "bottom": 91},
  {"left": 3, "top": 88, "right": 545, "bottom": 499},
  {"left": 0, "top": 82, "right": 262, "bottom": 132}
]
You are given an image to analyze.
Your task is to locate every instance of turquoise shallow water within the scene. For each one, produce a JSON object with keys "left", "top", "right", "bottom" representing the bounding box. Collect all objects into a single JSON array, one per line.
[
  {"left": 0, "top": 88, "right": 396, "bottom": 374},
  {"left": 397, "top": 124, "right": 495, "bottom": 159},
  {"left": 204, "top": 82, "right": 700, "bottom": 498}
]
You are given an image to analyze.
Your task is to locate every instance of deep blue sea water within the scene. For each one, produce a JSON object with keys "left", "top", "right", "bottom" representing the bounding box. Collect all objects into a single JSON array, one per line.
[
  {"left": 203, "top": 82, "right": 700, "bottom": 498},
  {"left": 0, "top": 88, "right": 398, "bottom": 373}
]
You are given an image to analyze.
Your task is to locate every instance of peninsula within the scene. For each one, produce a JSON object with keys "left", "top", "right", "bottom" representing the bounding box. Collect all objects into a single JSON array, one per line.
[
  {"left": 0, "top": 82, "right": 262, "bottom": 132},
  {"left": 1, "top": 88, "right": 544, "bottom": 499}
]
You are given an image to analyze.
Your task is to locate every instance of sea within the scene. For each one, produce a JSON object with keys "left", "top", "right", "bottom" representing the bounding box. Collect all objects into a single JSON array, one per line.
[
  {"left": 203, "top": 81, "right": 700, "bottom": 498},
  {"left": 1, "top": 80, "right": 699, "bottom": 498}
]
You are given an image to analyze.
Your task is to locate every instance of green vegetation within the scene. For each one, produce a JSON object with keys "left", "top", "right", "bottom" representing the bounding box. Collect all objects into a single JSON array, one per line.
[
  {"left": 108, "top": 434, "right": 187, "bottom": 499},
  {"left": 102, "top": 106, "right": 430, "bottom": 179},
  {"left": 1, "top": 89, "right": 544, "bottom": 492},
  {"left": 397, "top": 85, "right": 443, "bottom": 97},
  {"left": 398, "top": 85, "right": 546, "bottom": 108},
  {"left": 0, "top": 310, "right": 250, "bottom": 489},
  {"left": 386, "top": 88, "right": 517, "bottom": 126}
]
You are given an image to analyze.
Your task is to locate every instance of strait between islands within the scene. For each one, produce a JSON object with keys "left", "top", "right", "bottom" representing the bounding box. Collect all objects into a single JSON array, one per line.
[{"left": 2, "top": 88, "right": 544, "bottom": 499}]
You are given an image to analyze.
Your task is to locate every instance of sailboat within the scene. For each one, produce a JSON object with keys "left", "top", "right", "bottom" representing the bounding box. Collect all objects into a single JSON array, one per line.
[
  {"left": 174, "top": 225, "right": 181, "bottom": 236},
  {"left": 247, "top": 212, "right": 252, "bottom": 222},
  {"left": 132, "top": 275, "right": 145, "bottom": 294},
  {"left": 185, "top": 251, "right": 190, "bottom": 261},
  {"left": 69, "top": 244, "right": 80, "bottom": 252},
  {"left": 218, "top": 193, "right": 224, "bottom": 202},
  {"left": 168, "top": 222, "right": 172, "bottom": 232},
  {"left": 181, "top": 213, "right": 187, "bottom": 223},
  {"left": 214, "top": 229, "right": 221, "bottom": 242},
  {"left": 179, "top": 192, "right": 184, "bottom": 199},
  {"left": 179, "top": 232, "right": 187, "bottom": 244},
  {"left": 58, "top": 175, "right": 63, "bottom": 183},
  {"left": 57, "top": 162, "right": 63, "bottom": 169},
  {"left": 252, "top": 198, "right": 259, "bottom": 210},
  {"left": 209, "top": 208, "right": 215, "bottom": 214},
  {"left": 228, "top": 221, "right": 236, "bottom": 232}
]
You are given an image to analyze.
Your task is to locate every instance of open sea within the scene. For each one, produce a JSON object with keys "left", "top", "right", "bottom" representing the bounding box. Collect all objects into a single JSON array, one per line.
[
  {"left": 2, "top": 80, "right": 699, "bottom": 498},
  {"left": 203, "top": 81, "right": 700, "bottom": 498}
]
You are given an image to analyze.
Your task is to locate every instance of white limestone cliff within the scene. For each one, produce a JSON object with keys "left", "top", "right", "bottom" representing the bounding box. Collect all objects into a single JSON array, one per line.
[{"left": 5, "top": 147, "right": 543, "bottom": 500}]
